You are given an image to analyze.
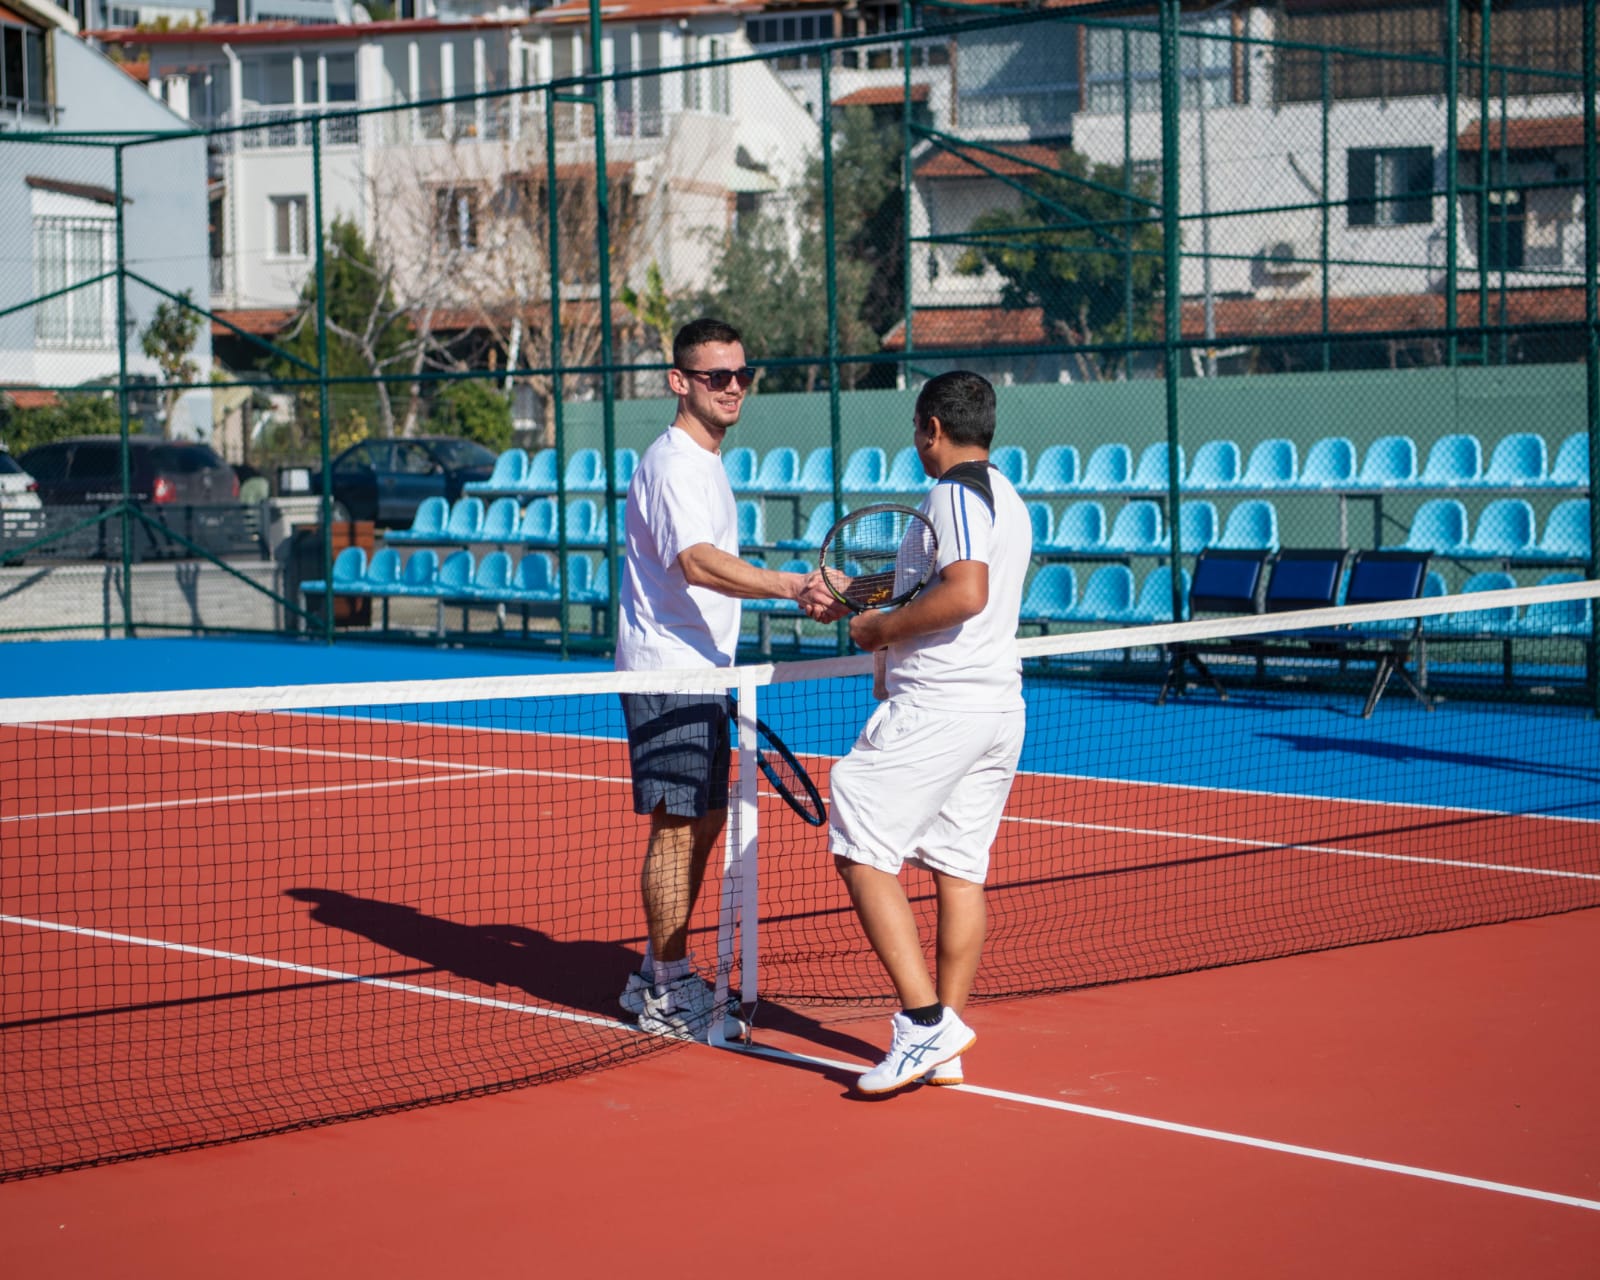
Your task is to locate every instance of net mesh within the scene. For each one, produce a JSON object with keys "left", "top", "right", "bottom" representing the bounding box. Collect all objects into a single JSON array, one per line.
[{"left": 2, "top": 578, "right": 1597, "bottom": 1179}]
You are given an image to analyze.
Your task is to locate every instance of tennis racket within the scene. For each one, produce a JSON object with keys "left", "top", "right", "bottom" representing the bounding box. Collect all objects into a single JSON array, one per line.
[
  {"left": 818, "top": 504, "right": 939, "bottom": 614},
  {"left": 754, "top": 718, "right": 826, "bottom": 826}
]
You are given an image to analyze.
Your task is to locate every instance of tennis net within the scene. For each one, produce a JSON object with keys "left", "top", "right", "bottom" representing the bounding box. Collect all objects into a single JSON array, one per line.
[{"left": 2, "top": 576, "right": 1597, "bottom": 1178}]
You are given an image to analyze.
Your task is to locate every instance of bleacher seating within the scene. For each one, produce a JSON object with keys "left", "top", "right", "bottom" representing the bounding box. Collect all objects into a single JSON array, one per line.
[
  {"left": 1178, "top": 500, "right": 1218, "bottom": 553},
  {"left": 1216, "top": 499, "right": 1278, "bottom": 552},
  {"left": 1357, "top": 435, "right": 1418, "bottom": 488},
  {"left": 1047, "top": 500, "right": 1107, "bottom": 555},
  {"left": 1517, "top": 572, "right": 1592, "bottom": 636},
  {"left": 1025, "top": 501, "right": 1054, "bottom": 549},
  {"left": 777, "top": 502, "right": 844, "bottom": 551},
  {"left": 1019, "top": 564, "right": 1077, "bottom": 632},
  {"left": 1240, "top": 439, "right": 1298, "bottom": 489},
  {"left": 1427, "top": 571, "right": 1518, "bottom": 636},
  {"left": 1186, "top": 440, "right": 1241, "bottom": 491},
  {"left": 465, "top": 448, "right": 528, "bottom": 495},
  {"left": 1463, "top": 499, "right": 1537, "bottom": 560},
  {"left": 756, "top": 447, "right": 800, "bottom": 491},
  {"left": 1293, "top": 436, "right": 1357, "bottom": 488},
  {"left": 1076, "top": 442, "right": 1132, "bottom": 491},
  {"left": 386, "top": 496, "right": 449, "bottom": 544},
  {"left": 724, "top": 446, "right": 759, "bottom": 491},
  {"left": 1531, "top": 499, "right": 1591, "bottom": 562},
  {"left": 841, "top": 447, "right": 887, "bottom": 493},
  {"left": 1393, "top": 498, "right": 1469, "bottom": 557},
  {"left": 796, "top": 447, "right": 833, "bottom": 492},
  {"left": 441, "top": 496, "right": 486, "bottom": 543},
  {"left": 991, "top": 444, "right": 1029, "bottom": 489},
  {"left": 1479, "top": 433, "right": 1546, "bottom": 487},
  {"left": 481, "top": 497, "right": 521, "bottom": 542},
  {"left": 1128, "top": 564, "right": 1188, "bottom": 623},
  {"left": 1413, "top": 434, "right": 1482, "bottom": 488},
  {"left": 886, "top": 446, "right": 933, "bottom": 491},
  {"left": 1546, "top": 433, "right": 1588, "bottom": 487},
  {"left": 1101, "top": 501, "right": 1165, "bottom": 555},
  {"left": 1130, "top": 442, "right": 1183, "bottom": 491},
  {"left": 1020, "top": 444, "right": 1078, "bottom": 494}
]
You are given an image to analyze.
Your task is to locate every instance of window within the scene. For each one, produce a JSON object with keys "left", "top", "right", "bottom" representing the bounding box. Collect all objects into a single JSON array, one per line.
[
  {"left": 683, "top": 36, "right": 730, "bottom": 115},
  {"left": 1085, "top": 15, "right": 1233, "bottom": 114},
  {"left": 1348, "top": 148, "right": 1433, "bottom": 227},
  {"left": 1480, "top": 189, "right": 1526, "bottom": 272},
  {"left": 435, "top": 187, "right": 479, "bottom": 252},
  {"left": 1278, "top": 6, "right": 1445, "bottom": 103},
  {"left": 1, "top": 20, "right": 48, "bottom": 117},
  {"left": 271, "top": 195, "right": 309, "bottom": 257},
  {"left": 34, "top": 216, "right": 113, "bottom": 347},
  {"left": 106, "top": 6, "right": 139, "bottom": 27}
]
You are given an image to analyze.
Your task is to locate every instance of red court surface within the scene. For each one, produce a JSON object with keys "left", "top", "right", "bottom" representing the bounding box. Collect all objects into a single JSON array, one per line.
[{"left": 3, "top": 904, "right": 1597, "bottom": 1279}]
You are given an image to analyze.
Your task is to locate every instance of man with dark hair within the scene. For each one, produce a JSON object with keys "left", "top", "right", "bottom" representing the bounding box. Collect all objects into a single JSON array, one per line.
[
  {"left": 828, "top": 370, "right": 1032, "bottom": 1092},
  {"left": 616, "top": 318, "right": 840, "bottom": 1039}
]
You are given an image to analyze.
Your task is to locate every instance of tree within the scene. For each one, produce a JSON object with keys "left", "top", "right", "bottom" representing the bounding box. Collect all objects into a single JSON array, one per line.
[
  {"left": 425, "top": 378, "right": 513, "bottom": 452},
  {"left": 0, "top": 392, "right": 118, "bottom": 455},
  {"left": 619, "top": 261, "right": 675, "bottom": 364},
  {"left": 956, "top": 150, "right": 1165, "bottom": 380},
  {"left": 139, "top": 290, "right": 203, "bottom": 439}
]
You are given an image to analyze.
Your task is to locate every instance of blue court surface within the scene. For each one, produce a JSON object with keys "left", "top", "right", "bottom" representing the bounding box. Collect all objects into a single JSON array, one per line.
[{"left": 4, "top": 635, "right": 1596, "bottom": 822}]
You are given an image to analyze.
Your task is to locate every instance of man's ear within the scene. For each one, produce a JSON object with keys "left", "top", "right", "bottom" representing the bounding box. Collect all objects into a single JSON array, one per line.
[{"left": 666, "top": 366, "right": 689, "bottom": 396}]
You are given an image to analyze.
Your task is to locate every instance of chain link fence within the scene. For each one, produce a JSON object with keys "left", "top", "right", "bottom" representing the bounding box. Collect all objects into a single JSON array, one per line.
[{"left": 1, "top": 1, "right": 1594, "bottom": 696}]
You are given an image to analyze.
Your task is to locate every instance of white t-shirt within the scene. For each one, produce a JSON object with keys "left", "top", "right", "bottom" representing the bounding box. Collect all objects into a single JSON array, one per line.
[
  {"left": 615, "top": 425, "right": 741, "bottom": 671},
  {"left": 883, "top": 463, "right": 1032, "bottom": 711}
]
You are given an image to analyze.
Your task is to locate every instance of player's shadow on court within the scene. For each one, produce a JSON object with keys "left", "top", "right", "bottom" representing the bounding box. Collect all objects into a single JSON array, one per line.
[{"left": 284, "top": 887, "right": 639, "bottom": 1021}]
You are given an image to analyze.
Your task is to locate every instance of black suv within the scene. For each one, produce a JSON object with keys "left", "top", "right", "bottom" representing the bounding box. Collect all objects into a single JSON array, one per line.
[{"left": 18, "top": 436, "right": 239, "bottom": 506}]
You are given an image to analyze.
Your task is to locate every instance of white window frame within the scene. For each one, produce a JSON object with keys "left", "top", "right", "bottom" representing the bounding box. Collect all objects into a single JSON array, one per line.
[
  {"left": 33, "top": 213, "right": 115, "bottom": 349},
  {"left": 270, "top": 194, "right": 310, "bottom": 259}
]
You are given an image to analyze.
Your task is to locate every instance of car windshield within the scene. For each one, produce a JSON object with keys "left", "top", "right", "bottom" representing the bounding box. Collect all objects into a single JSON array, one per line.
[
  {"left": 431, "top": 440, "right": 497, "bottom": 468},
  {"left": 0, "top": 453, "right": 22, "bottom": 475}
]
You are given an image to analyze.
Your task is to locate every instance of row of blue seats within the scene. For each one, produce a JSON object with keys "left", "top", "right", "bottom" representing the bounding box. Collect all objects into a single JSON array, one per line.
[
  {"left": 1386, "top": 498, "right": 1591, "bottom": 562},
  {"left": 387, "top": 495, "right": 623, "bottom": 547},
  {"left": 466, "top": 431, "right": 1591, "bottom": 501},
  {"left": 303, "top": 546, "right": 611, "bottom": 606}
]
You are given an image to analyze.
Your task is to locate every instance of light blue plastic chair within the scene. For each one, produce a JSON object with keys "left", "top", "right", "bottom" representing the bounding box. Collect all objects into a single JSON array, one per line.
[
  {"left": 361, "top": 547, "right": 402, "bottom": 595},
  {"left": 1295, "top": 436, "right": 1357, "bottom": 488},
  {"left": 563, "top": 448, "right": 605, "bottom": 491},
  {"left": 1019, "top": 564, "right": 1078, "bottom": 632},
  {"left": 564, "top": 498, "right": 601, "bottom": 545},
  {"left": 796, "top": 447, "right": 834, "bottom": 493},
  {"left": 745, "top": 559, "right": 811, "bottom": 617},
  {"left": 1426, "top": 571, "right": 1518, "bottom": 635},
  {"left": 1075, "top": 442, "right": 1133, "bottom": 492},
  {"left": 1101, "top": 501, "right": 1165, "bottom": 555},
  {"left": 1357, "top": 435, "right": 1419, "bottom": 488},
  {"left": 1128, "top": 564, "right": 1190, "bottom": 623},
  {"left": 736, "top": 499, "right": 766, "bottom": 549},
  {"left": 386, "top": 496, "right": 449, "bottom": 544},
  {"left": 515, "top": 497, "right": 558, "bottom": 544},
  {"left": 1413, "top": 434, "right": 1483, "bottom": 488},
  {"left": 442, "top": 496, "right": 486, "bottom": 542},
  {"left": 612, "top": 448, "right": 639, "bottom": 491},
  {"left": 1021, "top": 444, "right": 1078, "bottom": 494},
  {"left": 1067, "top": 564, "right": 1137, "bottom": 622},
  {"left": 1131, "top": 442, "right": 1184, "bottom": 491},
  {"left": 1479, "top": 433, "right": 1546, "bottom": 487},
  {"left": 301, "top": 545, "right": 367, "bottom": 597},
  {"left": 1177, "top": 500, "right": 1219, "bottom": 553},
  {"left": 777, "top": 502, "right": 845, "bottom": 551},
  {"left": 468, "top": 549, "right": 514, "bottom": 599},
  {"left": 990, "top": 444, "right": 1029, "bottom": 489},
  {"left": 1186, "top": 440, "right": 1241, "bottom": 491},
  {"left": 1532, "top": 499, "right": 1591, "bottom": 562},
  {"left": 1516, "top": 572, "right": 1592, "bottom": 637},
  {"left": 1216, "top": 499, "right": 1279, "bottom": 551},
  {"left": 723, "top": 446, "right": 759, "bottom": 491},
  {"left": 841, "top": 447, "right": 887, "bottom": 493},
  {"left": 481, "top": 497, "right": 522, "bottom": 543},
  {"left": 1045, "top": 500, "right": 1106, "bottom": 554},
  {"left": 885, "top": 445, "right": 933, "bottom": 491},
  {"left": 1240, "top": 438, "right": 1299, "bottom": 489},
  {"left": 524, "top": 448, "right": 559, "bottom": 492},
  {"left": 511, "top": 552, "right": 559, "bottom": 601},
  {"left": 755, "top": 446, "right": 800, "bottom": 491},
  {"left": 1393, "top": 498, "right": 1470, "bottom": 556},
  {"left": 1025, "top": 501, "right": 1053, "bottom": 549},
  {"left": 464, "top": 448, "right": 527, "bottom": 494},
  {"left": 434, "top": 549, "right": 476, "bottom": 600},
  {"left": 1546, "top": 433, "right": 1589, "bottom": 487},
  {"left": 1463, "top": 499, "right": 1536, "bottom": 559},
  {"left": 392, "top": 549, "right": 440, "bottom": 595}
]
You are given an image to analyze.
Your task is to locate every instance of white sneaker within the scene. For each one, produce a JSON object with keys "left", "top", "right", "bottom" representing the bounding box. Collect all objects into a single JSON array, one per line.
[
  {"left": 619, "top": 970, "right": 652, "bottom": 1018},
  {"left": 637, "top": 974, "right": 747, "bottom": 1043},
  {"left": 856, "top": 1008, "right": 975, "bottom": 1095},
  {"left": 923, "top": 1055, "right": 963, "bottom": 1086}
]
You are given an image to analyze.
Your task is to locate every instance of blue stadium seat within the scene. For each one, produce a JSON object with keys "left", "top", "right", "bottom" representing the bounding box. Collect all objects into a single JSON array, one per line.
[
  {"left": 1216, "top": 499, "right": 1279, "bottom": 551},
  {"left": 1066, "top": 564, "right": 1136, "bottom": 623},
  {"left": 797, "top": 447, "right": 834, "bottom": 493},
  {"left": 756, "top": 446, "right": 800, "bottom": 491},
  {"left": 1101, "top": 500, "right": 1165, "bottom": 555},
  {"left": 1463, "top": 498, "right": 1536, "bottom": 560},
  {"left": 563, "top": 448, "right": 605, "bottom": 491},
  {"left": 392, "top": 549, "right": 440, "bottom": 596},
  {"left": 563, "top": 553, "right": 594, "bottom": 602},
  {"left": 524, "top": 448, "right": 559, "bottom": 492},
  {"left": 1019, "top": 564, "right": 1077, "bottom": 631},
  {"left": 1478, "top": 433, "right": 1547, "bottom": 487},
  {"left": 1531, "top": 499, "right": 1592, "bottom": 562},
  {"left": 580, "top": 557, "right": 612, "bottom": 603},
  {"left": 736, "top": 499, "right": 766, "bottom": 549},
  {"left": 385, "top": 495, "right": 449, "bottom": 544},
  {"left": 442, "top": 496, "right": 486, "bottom": 542},
  {"left": 361, "top": 547, "right": 402, "bottom": 595},
  {"left": 745, "top": 559, "right": 811, "bottom": 616},
  {"left": 1020, "top": 444, "right": 1078, "bottom": 494},
  {"left": 1130, "top": 442, "right": 1184, "bottom": 491},
  {"left": 1294, "top": 436, "right": 1357, "bottom": 488},
  {"left": 1426, "top": 570, "right": 1518, "bottom": 635},
  {"left": 841, "top": 446, "right": 887, "bottom": 493},
  {"left": 510, "top": 552, "right": 558, "bottom": 601},
  {"left": 1240, "top": 438, "right": 1299, "bottom": 489},
  {"left": 777, "top": 502, "right": 844, "bottom": 551},
  {"left": 1044, "top": 500, "right": 1106, "bottom": 554},
  {"left": 463, "top": 448, "right": 527, "bottom": 494},
  {"left": 1516, "top": 572, "right": 1593, "bottom": 637},
  {"left": 1392, "top": 498, "right": 1469, "bottom": 557},
  {"left": 1546, "top": 433, "right": 1589, "bottom": 488},
  {"left": 885, "top": 445, "right": 933, "bottom": 491},
  {"left": 1413, "top": 433, "right": 1482, "bottom": 488},
  {"left": 468, "top": 549, "right": 514, "bottom": 599},
  {"left": 723, "top": 446, "right": 759, "bottom": 491},
  {"left": 564, "top": 498, "right": 602, "bottom": 545},
  {"left": 1185, "top": 440, "right": 1241, "bottom": 491},
  {"left": 1025, "top": 501, "right": 1053, "bottom": 549},
  {"left": 990, "top": 444, "right": 1029, "bottom": 489},
  {"left": 1075, "top": 442, "right": 1133, "bottom": 492},
  {"left": 515, "top": 497, "right": 558, "bottom": 544},
  {"left": 301, "top": 545, "right": 367, "bottom": 597},
  {"left": 434, "top": 549, "right": 476, "bottom": 599},
  {"left": 1177, "top": 500, "right": 1218, "bottom": 553},
  {"left": 612, "top": 448, "right": 639, "bottom": 491},
  {"left": 480, "top": 497, "right": 522, "bottom": 543},
  {"left": 1128, "top": 564, "right": 1189, "bottom": 623},
  {"left": 1357, "top": 435, "right": 1418, "bottom": 487}
]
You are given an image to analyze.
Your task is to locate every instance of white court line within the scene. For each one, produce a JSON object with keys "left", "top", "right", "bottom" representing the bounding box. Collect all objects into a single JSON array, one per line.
[{"left": 728, "top": 1041, "right": 1600, "bottom": 1215}]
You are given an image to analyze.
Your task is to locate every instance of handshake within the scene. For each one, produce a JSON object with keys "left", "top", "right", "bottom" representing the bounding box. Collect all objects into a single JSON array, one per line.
[{"left": 794, "top": 569, "right": 851, "bottom": 624}]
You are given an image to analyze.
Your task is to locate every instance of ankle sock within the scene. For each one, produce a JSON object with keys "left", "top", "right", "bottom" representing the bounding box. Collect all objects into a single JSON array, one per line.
[{"left": 903, "top": 1002, "right": 944, "bottom": 1027}]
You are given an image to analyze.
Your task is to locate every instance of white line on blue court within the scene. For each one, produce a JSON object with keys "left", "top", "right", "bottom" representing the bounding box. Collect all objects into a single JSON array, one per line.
[{"left": 727, "top": 1041, "right": 1600, "bottom": 1216}]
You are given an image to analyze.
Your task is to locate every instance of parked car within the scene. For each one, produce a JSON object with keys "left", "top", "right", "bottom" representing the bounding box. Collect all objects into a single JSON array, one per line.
[
  {"left": 318, "top": 436, "right": 498, "bottom": 527},
  {"left": 18, "top": 436, "right": 239, "bottom": 506},
  {"left": 0, "top": 446, "right": 43, "bottom": 515}
]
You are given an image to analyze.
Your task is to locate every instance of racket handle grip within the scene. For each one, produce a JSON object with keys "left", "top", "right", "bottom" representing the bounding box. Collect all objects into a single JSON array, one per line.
[{"left": 873, "top": 649, "right": 887, "bottom": 701}]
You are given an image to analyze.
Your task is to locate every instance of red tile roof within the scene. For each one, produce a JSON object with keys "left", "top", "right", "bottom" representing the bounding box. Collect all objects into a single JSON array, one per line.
[
  {"left": 212, "top": 308, "right": 298, "bottom": 339},
  {"left": 1458, "top": 116, "right": 1594, "bottom": 152},
  {"left": 3, "top": 388, "right": 61, "bottom": 410},
  {"left": 534, "top": 0, "right": 761, "bottom": 24},
  {"left": 835, "top": 84, "right": 930, "bottom": 108},
  {"left": 915, "top": 142, "right": 1061, "bottom": 180},
  {"left": 90, "top": 17, "right": 523, "bottom": 47}
]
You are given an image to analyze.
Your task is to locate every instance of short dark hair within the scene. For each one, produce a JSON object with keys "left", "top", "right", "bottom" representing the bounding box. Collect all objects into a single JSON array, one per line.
[
  {"left": 915, "top": 371, "right": 996, "bottom": 449},
  {"left": 673, "top": 318, "right": 743, "bottom": 369}
]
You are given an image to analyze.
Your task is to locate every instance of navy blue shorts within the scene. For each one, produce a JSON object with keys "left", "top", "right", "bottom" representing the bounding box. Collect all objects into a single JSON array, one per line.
[{"left": 618, "top": 692, "right": 731, "bottom": 818}]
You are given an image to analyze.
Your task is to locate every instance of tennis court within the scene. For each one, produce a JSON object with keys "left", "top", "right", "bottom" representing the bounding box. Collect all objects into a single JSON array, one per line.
[{"left": 2, "top": 625, "right": 1599, "bottom": 1275}]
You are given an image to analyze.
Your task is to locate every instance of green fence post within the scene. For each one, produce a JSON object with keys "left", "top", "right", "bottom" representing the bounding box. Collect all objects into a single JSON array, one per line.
[
  {"left": 1584, "top": 0, "right": 1599, "bottom": 716},
  {"left": 311, "top": 122, "right": 334, "bottom": 644},
  {"left": 1159, "top": 0, "right": 1185, "bottom": 621},
  {"left": 114, "top": 145, "right": 133, "bottom": 638}
]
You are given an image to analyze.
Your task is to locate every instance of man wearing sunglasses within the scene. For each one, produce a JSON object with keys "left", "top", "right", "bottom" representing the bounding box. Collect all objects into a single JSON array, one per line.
[{"left": 615, "top": 317, "right": 842, "bottom": 1040}]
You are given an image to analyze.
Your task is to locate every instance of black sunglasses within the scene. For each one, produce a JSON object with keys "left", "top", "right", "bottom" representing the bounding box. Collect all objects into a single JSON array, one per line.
[{"left": 678, "top": 366, "right": 758, "bottom": 391}]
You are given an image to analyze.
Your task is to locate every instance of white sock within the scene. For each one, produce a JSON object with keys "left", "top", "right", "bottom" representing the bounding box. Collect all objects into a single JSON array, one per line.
[{"left": 652, "top": 957, "right": 690, "bottom": 990}]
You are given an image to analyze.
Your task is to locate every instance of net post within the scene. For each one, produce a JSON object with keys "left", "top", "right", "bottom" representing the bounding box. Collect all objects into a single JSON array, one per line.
[{"left": 712, "top": 670, "right": 762, "bottom": 1046}]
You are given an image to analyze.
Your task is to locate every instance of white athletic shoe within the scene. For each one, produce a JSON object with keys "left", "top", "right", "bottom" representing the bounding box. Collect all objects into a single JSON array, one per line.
[
  {"left": 923, "top": 1055, "right": 963, "bottom": 1087},
  {"left": 856, "top": 1008, "right": 975, "bottom": 1095},
  {"left": 618, "top": 970, "right": 652, "bottom": 1018},
  {"left": 637, "top": 974, "right": 747, "bottom": 1043}
]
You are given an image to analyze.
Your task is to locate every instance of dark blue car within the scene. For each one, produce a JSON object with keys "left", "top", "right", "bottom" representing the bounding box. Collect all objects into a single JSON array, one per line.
[{"left": 321, "top": 436, "right": 497, "bottom": 527}]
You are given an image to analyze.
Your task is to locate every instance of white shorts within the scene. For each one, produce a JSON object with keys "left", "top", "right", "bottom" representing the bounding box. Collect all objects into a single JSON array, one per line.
[{"left": 828, "top": 700, "right": 1025, "bottom": 884}]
